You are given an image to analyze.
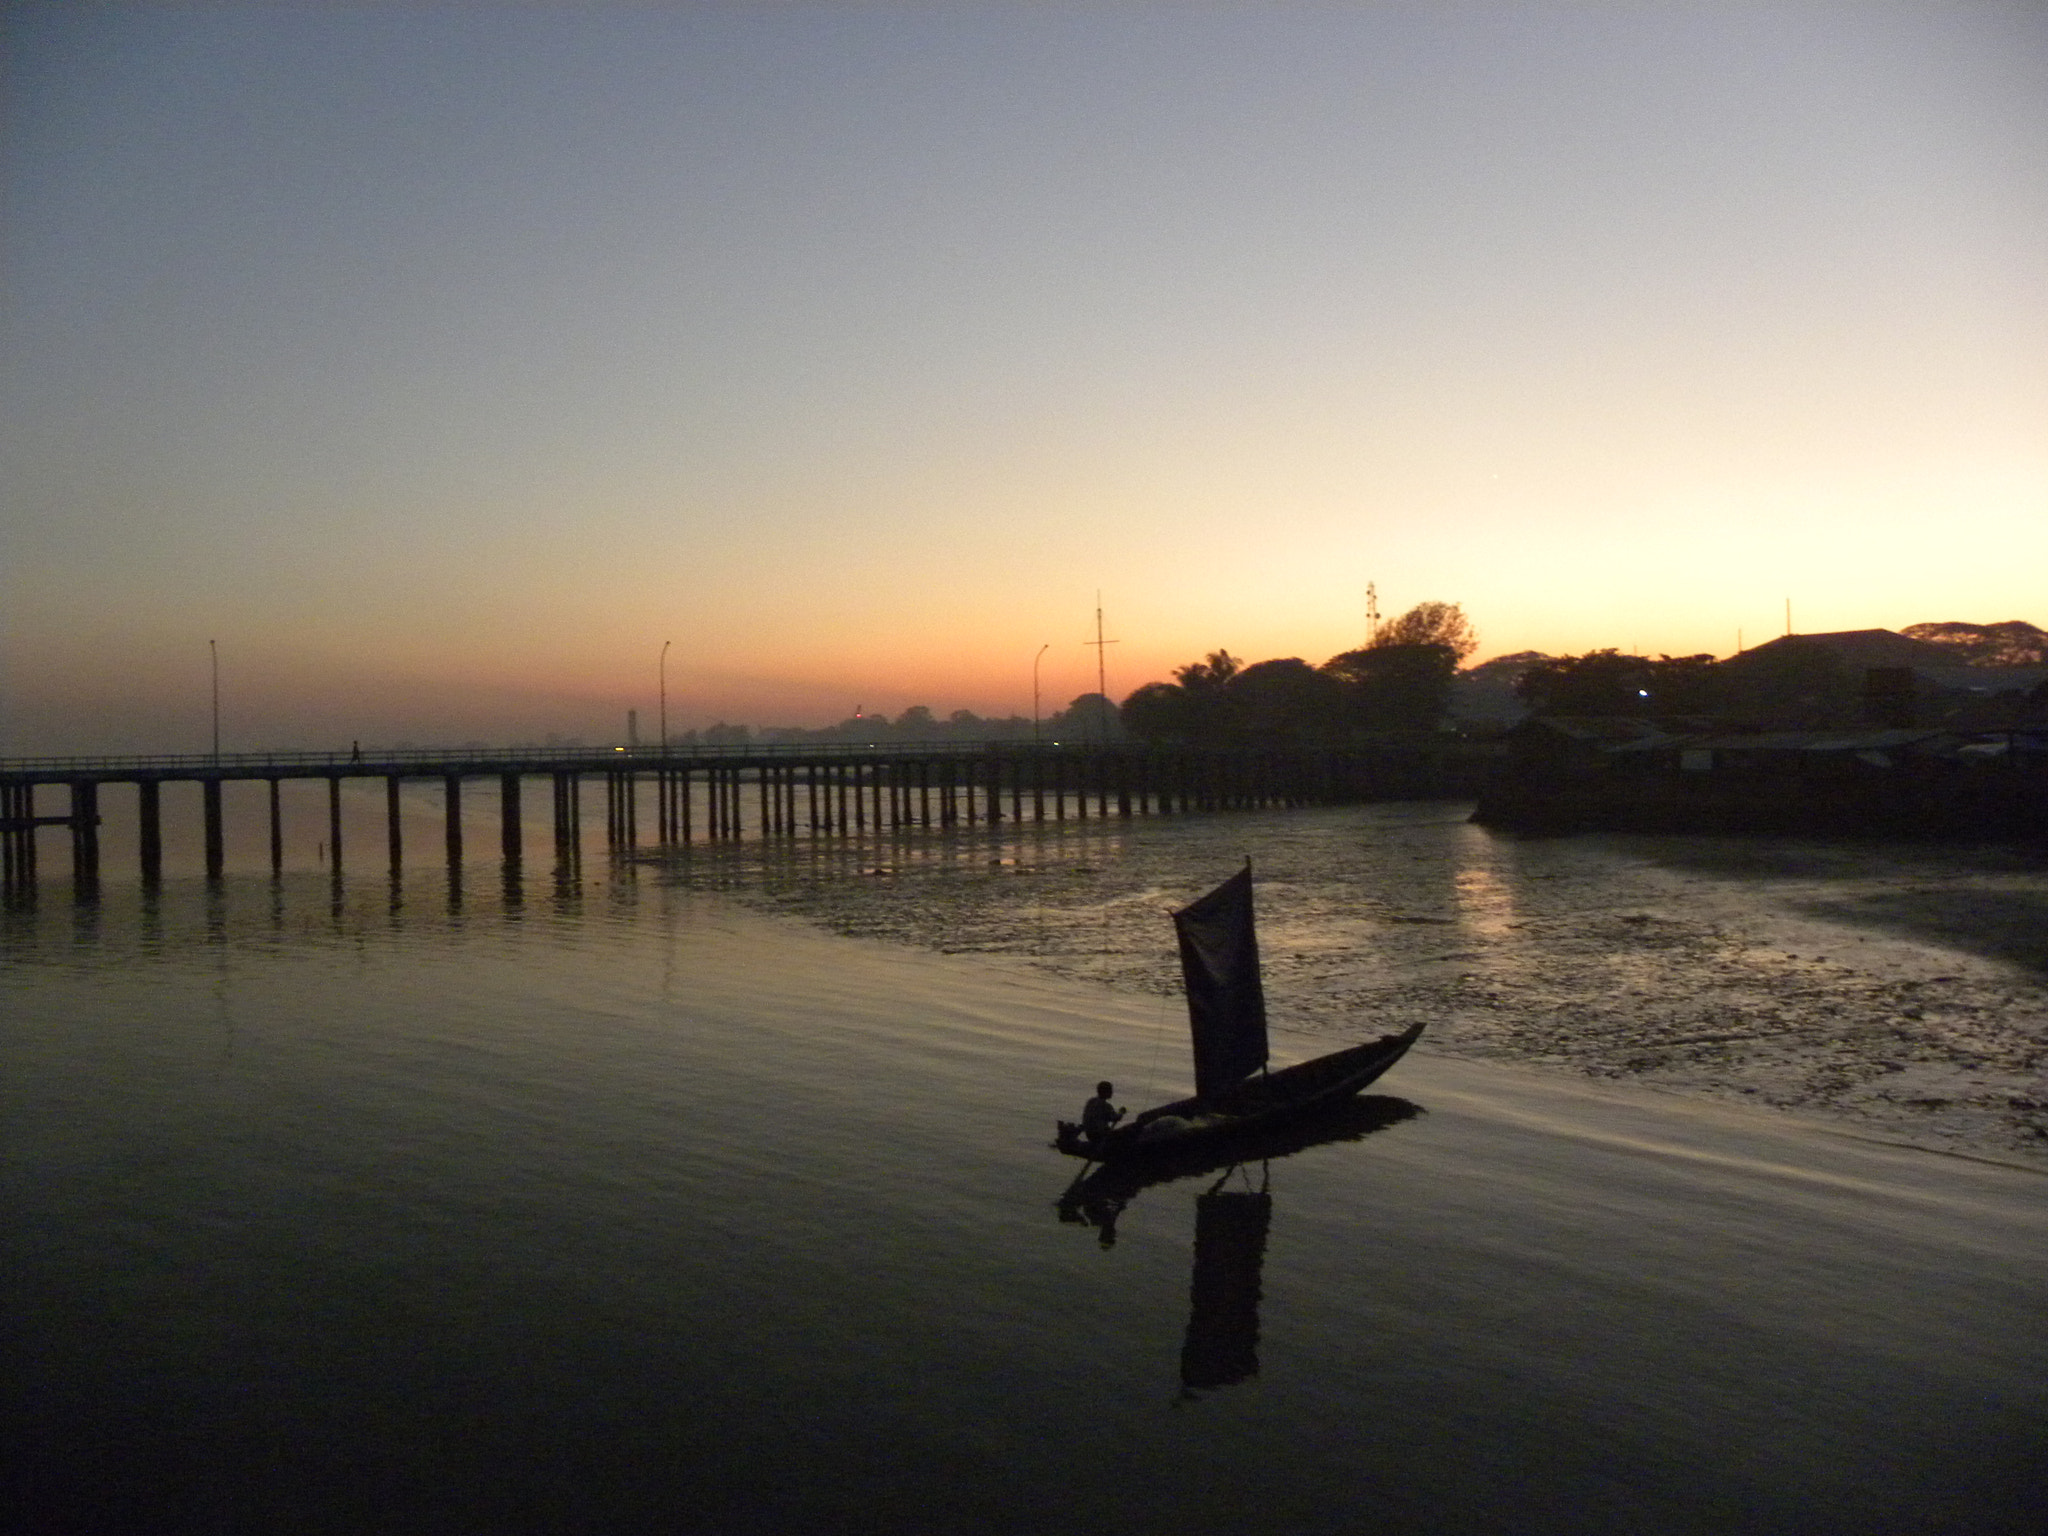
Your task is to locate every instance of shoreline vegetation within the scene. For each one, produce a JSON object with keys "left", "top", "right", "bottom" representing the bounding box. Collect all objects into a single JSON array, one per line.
[
  {"left": 654, "top": 801, "right": 2048, "bottom": 1168},
  {"left": 593, "top": 614, "right": 2046, "bottom": 756}
]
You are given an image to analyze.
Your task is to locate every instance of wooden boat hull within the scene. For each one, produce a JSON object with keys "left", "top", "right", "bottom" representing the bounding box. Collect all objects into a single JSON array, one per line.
[{"left": 1054, "top": 1021, "right": 1425, "bottom": 1162}]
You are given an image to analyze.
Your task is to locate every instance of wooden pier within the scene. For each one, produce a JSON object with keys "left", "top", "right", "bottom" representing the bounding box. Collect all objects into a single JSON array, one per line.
[{"left": 1, "top": 739, "right": 1460, "bottom": 900}]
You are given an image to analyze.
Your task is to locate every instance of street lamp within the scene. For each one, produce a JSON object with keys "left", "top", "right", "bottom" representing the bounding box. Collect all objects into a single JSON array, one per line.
[
  {"left": 1032, "top": 643, "right": 1050, "bottom": 744},
  {"left": 659, "top": 639, "right": 672, "bottom": 752},
  {"left": 209, "top": 639, "right": 220, "bottom": 763}
]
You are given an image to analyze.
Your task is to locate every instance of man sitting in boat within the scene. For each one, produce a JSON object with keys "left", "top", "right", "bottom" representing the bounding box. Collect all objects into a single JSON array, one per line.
[{"left": 1079, "top": 1082, "right": 1125, "bottom": 1146}]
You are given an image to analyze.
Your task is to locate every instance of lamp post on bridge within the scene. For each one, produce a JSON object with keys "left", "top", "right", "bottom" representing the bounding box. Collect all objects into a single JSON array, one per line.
[
  {"left": 659, "top": 639, "right": 672, "bottom": 752},
  {"left": 209, "top": 639, "right": 220, "bottom": 764},
  {"left": 1032, "top": 643, "right": 1050, "bottom": 744}
]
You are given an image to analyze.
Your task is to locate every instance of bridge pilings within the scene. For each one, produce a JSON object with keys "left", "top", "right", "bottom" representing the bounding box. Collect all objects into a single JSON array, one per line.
[
  {"left": 203, "top": 781, "right": 224, "bottom": 879},
  {"left": 328, "top": 778, "right": 344, "bottom": 874},
  {"left": 139, "top": 781, "right": 162, "bottom": 885},
  {"left": 445, "top": 775, "right": 463, "bottom": 867},
  {"left": 501, "top": 773, "right": 522, "bottom": 865},
  {"left": 0, "top": 741, "right": 1458, "bottom": 899},
  {"left": 71, "top": 782, "right": 99, "bottom": 896},
  {"left": 386, "top": 777, "right": 402, "bottom": 873}
]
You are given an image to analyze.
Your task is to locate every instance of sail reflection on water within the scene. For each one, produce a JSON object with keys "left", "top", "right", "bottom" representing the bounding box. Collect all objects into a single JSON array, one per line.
[{"left": 1181, "top": 1174, "right": 1273, "bottom": 1393}]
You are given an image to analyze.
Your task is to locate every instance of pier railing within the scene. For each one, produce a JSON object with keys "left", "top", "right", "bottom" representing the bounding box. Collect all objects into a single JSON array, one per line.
[{"left": 0, "top": 738, "right": 1084, "bottom": 777}]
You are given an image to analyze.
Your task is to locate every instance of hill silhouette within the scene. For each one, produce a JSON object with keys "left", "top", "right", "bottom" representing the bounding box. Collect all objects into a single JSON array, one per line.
[{"left": 1900, "top": 620, "right": 2048, "bottom": 666}]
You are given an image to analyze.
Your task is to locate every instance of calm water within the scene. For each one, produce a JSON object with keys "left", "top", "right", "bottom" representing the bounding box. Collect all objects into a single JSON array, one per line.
[{"left": 4, "top": 852, "right": 2044, "bottom": 1534}]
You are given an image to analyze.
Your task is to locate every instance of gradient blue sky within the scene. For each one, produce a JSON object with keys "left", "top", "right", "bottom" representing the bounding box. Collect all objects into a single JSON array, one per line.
[{"left": 4, "top": 3, "right": 2044, "bottom": 752}]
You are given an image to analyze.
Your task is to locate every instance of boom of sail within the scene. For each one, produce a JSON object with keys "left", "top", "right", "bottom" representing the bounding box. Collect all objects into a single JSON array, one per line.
[{"left": 1172, "top": 864, "right": 1269, "bottom": 1100}]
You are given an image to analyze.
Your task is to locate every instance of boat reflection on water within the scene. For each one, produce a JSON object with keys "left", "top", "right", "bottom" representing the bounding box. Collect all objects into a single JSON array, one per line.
[
  {"left": 1057, "top": 1092, "right": 1423, "bottom": 1242},
  {"left": 1057, "top": 1094, "right": 1423, "bottom": 1397}
]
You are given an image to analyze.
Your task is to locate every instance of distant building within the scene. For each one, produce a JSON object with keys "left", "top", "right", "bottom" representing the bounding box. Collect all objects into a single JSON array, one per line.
[{"left": 1475, "top": 712, "right": 2048, "bottom": 836}]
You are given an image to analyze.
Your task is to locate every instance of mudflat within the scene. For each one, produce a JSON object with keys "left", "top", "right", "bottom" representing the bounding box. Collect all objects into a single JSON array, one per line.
[{"left": 684, "top": 801, "right": 2048, "bottom": 1165}]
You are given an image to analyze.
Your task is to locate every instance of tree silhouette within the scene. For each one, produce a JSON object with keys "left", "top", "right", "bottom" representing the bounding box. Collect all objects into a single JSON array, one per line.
[
  {"left": 1514, "top": 651, "right": 1721, "bottom": 716},
  {"left": 1174, "top": 650, "right": 1243, "bottom": 691},
  {"left": 1373, "top": 602, "right": 1477, "bottom": 663},
  {"left": 1223, "top": 658, "right": 1345, "bottom": 745},
  {"left": 1322, "top": 643, "right": 1457, "bottom": 730},
  {"left": 1120, "top": 681, "right": 1194, "bottom": 743},
  {"left": 1057, "top": 692, "right": 1124, "bottom": 742}
]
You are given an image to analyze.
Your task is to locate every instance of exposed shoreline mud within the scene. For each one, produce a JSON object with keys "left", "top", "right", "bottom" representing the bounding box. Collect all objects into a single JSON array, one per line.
[{"left": 652, "top": 802, "right": 2048, "bottom": 1165}]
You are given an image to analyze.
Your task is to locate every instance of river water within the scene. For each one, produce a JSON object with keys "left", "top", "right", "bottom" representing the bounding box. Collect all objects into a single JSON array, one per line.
[{"left": 4, "top": 806, "right": 2044, "bottom": 1533}]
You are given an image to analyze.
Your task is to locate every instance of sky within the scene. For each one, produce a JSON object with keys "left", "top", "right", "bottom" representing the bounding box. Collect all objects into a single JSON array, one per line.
[{"left": 3, "top": 2, "right": 2044, "bottom": 754}]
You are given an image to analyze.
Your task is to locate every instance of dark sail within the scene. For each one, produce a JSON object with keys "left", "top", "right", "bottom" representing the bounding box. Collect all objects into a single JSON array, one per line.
[
  {"left": 1180, "top": 1188, "right": 1273, "bottom": 1391},
  {"left": 1172, "top": 865, "right": 1269, "bottom": 1100}
]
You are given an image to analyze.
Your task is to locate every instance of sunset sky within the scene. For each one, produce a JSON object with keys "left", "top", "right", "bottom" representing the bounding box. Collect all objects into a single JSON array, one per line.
[{"left": 4, "top": 4, "right": 2044, "bottom": 753}]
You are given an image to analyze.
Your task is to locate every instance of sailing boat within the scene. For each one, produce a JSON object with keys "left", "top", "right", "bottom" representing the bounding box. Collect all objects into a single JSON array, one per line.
[{"left": 1053, "top": 864, "right": 1424, "bottom": 1162}]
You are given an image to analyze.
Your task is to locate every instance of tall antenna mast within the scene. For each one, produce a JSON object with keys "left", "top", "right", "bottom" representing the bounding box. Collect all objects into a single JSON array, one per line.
[
  {"left": 1365, "top": 581, "right": 1380, "bottom": 645},
  {"left": 1083, "top": 591, "right": 1119, "bottom": 740}
]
